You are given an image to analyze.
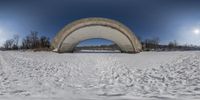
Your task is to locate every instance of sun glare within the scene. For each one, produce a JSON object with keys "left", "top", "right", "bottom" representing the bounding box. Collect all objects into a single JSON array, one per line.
[{"left": 193, "top": 29, "right": 200, "bottom": 35}]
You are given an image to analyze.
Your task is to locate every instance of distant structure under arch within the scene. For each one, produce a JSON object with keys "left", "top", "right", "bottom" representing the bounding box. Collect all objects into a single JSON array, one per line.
[{"left": 52, "top": 17, "right": 142, "bottom": 53}]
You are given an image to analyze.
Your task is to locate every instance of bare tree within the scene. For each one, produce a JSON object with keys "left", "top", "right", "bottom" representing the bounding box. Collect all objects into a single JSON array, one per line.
[
  {"left": 4, "top": 39, "right": 14, "bottom": 50},
  {"left": 12, "top": 34, "right": 19, "bottom": 50},
  {"left": 30, "top": 31, "right": 40, "bottom": 48},
  {"left": 152, "top": 37, "right": 160, "bottom": 49},
  {"left": 22, "top": 36, "right": 31, "bottom": 49},
  {"left": 168, "top": 40, "right": 178, "bottom": 50},
  {"left": 143, "top": 37, "right": 160, "bottom": 50},
  {"left": 39, "top": 36, "right": 50, "bottom": 48},
  {"left": 21, "top": 31, "right": 50, "bottom": 49},
  {"left": 21, "top": 31, "right": 40, "bottom": 49}
]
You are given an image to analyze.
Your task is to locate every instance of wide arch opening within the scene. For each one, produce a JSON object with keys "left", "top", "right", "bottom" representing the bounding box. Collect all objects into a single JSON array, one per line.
[
  {"left": 73, "top": 38, "right": 121, "bottom": 53},
  {"left": 59, "top": 25, "right": 135, "bottom": 53},
  {"left": 52, "top": 17, "right": 142, "bottom": 53}
]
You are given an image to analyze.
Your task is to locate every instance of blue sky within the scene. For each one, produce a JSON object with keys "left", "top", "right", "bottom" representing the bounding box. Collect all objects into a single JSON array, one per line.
[{"left": 0, "top": 0, "right": 200, "bottom": 46}]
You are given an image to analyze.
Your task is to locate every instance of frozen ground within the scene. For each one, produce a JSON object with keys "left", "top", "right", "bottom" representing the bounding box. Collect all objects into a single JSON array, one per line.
[{"left": 0, "top": 51, "right": 200, "bottom": 100}]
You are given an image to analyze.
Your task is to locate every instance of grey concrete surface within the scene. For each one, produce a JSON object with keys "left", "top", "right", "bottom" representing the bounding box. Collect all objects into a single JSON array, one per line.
[{"left": 52, "top": 17, "right": 142, "bottom": 53}]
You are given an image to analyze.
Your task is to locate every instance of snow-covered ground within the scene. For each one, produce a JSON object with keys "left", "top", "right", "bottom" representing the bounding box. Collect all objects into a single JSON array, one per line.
[{"left": 0, "top": 51, "right": 200, "bottom": 100}]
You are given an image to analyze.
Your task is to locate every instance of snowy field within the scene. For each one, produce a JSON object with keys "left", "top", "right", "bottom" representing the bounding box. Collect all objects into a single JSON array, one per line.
[{"left": 0, "top": 51, "right": 200, "bottom": 100}]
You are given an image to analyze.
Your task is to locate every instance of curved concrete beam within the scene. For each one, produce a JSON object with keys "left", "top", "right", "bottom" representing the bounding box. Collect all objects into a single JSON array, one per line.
[{"left": 52, "top": 17, "right": 142, "bottom": 53}]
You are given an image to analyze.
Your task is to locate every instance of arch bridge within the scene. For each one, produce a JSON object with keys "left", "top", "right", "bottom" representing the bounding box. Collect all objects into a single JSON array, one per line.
[{"left": 52, "top": 18, "right": 142, "bottom": 53}]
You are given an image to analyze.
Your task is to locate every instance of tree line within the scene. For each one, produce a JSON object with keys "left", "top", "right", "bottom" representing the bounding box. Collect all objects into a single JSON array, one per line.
[
  {"left": 2, "top": 34, "right": 200, "bottom": 51},
  {"left": 74, "top": 44, "right": 120, "bottom": 51},
  {"left": 3, "top": 31, "right": 50, "bottom": 50},
  {"left": 75, "top": 37, "right": 200, "bottom": 52},
  {"left": 141, "top": 37, "right": 200, "bottom": 51}
]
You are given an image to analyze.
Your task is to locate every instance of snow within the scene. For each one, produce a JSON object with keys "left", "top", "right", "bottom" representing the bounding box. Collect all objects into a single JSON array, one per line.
[
  {"left": 0, "top": 51, "right": 200, "bottom": 100},
  {"left": 74, "top": 49, "right": 121, "bottom": 53}
]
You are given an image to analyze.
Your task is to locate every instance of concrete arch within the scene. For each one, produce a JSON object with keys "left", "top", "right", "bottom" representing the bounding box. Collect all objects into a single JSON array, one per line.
[{"left": 52, "top": 17, "right": 142, "bottom": 53}]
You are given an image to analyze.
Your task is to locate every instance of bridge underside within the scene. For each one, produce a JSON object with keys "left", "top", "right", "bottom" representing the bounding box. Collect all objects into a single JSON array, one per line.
[{"left": 60, "top": 25, "right": 134, "bottom": 53}]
